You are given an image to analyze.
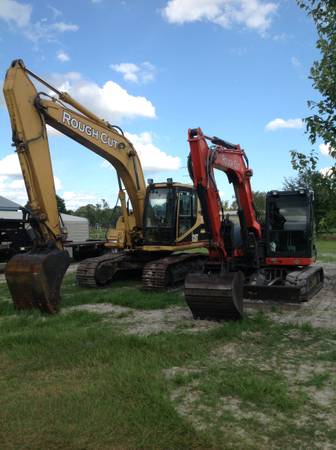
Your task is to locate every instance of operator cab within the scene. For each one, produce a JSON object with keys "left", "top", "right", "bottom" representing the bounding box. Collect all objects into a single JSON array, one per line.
[
  {"left": 143, "top": 180, "right": 202, "bottom": 246},
  {"left": 265, "top": 190, "right": 315, "bottom": 259}
]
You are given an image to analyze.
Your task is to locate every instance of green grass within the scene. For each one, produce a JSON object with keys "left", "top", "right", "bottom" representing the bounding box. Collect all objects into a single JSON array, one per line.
[
  {"left": 61, "top": 274, "right": 185, "bottom": 310},
  {"left": 197, "top": 365, "right": 299, "bottom": 411},
  {"left": 89, "top": 227, "right": 108, "bottom": 240},
  {"left": 316, "top": 237, "right": 336, "bottom": 262},
  {"left": 1, "top": 269, "right": 336, "bottom": 448}
]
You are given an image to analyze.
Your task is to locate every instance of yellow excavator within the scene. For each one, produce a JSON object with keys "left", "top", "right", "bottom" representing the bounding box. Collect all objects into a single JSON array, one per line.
[{"left": 3, "top": 59, "right": 207, "bottom": 313}]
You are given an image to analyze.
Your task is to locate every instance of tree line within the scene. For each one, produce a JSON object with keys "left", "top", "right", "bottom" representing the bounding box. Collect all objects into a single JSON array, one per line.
[{"left": 57, "top": 196, "right": 122, "bottom": 229}]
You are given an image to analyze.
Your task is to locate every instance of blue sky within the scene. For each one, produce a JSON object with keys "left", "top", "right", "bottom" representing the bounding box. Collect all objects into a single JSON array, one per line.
[{"left": 0, "top": 0, "right": 332, "bottom": 210}]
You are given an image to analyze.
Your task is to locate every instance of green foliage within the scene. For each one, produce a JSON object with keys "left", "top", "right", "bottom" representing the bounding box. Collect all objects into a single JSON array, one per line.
[
  {"left": 223, "top": 191, "right": 266, "bottom": 221},
  {"left": 74, "top": 199, "right": 122, "bottom": 228},
  {"left": 284, "top": 149, "right": 336, "bottom": 231},
  {"left": 222, "top": 199, "right": 230, "bottom": 210},
  {"left": 56, "top": 195, "right": 67, "bottom": 214},
  {"left": 296, "top": 1, "right": 336, "bottom": 157},
  {"left": 252, "top": 191, "right": 266, "bottom": 221}
]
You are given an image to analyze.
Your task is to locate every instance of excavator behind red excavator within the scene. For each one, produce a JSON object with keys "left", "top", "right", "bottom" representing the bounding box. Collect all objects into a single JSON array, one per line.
[{"left": 185, "top": 128, "right": 324, "bottom": 321}]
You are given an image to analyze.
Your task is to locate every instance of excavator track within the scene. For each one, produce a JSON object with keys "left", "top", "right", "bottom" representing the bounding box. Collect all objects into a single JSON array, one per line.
[
  {"left": 185, "top": 271, "right": 244, "bottom": 321},
  {"left": 76, "top": 253, "right": 129, "bottom": 287},
  {"left": 76, "top": 251, "right": 206, "bottom": 290},
  {"left": 244, "top": 265, "right": 324, "bottom": 303},
  {"left": 142, "top": 253, "right": 206, "bottom": 291}
]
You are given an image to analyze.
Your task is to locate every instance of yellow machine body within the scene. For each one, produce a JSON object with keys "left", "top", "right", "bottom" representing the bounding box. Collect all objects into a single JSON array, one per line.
[{"left": 3, "top": 59, "right": 206, "bottom": 312}]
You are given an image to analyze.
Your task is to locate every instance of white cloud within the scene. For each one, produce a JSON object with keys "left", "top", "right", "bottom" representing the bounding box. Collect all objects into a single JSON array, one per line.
[
  {"left": 125, "top": 131, "right": 181, "bottom": 172},
  {"left": 319, "top": 143, "right": 334, "bottom": 156},
  {"left": 0, "top": 152, "right": 94, "bottom": 210},
  {"left": 0, "top": 153, "right": 22, "bottom": 177},
  {"left": 0, "top": 153, "right": 62, "bottom": 205},
  {"left": 265, "top": 118, "right": 303, "bottom": 131},
  {"left": 0, "top": 0, "right": 79, "bottom": 43},
  {"left": 46, "top": 125, "right": 62, "bottom": 136},
  {"left": 24, "top": 20, "right": 79, "bottom": 42},
  {"left": 49, "top": 72, "right": 156, "bottom": 121},
  {"left": 102, "top": 131, "right": 180, "bottom": 172},
  {"left": 63, "top": 191, "right": 99, "bottom": 210},
  {"left": 52, "top": 21, "right": 79, "bottom": 32},
  {"left": 57, "top": 50, "right": 70, "bottom": 62},
  {"left": 0, "top": 0, "right": 32, "bottom": 28},
  {"left": 291, "top": 56, "right": 301, "bottom": 68},
  {"left": 53, "top": 176, "right": 62, "bottom": 190},
  {"left": 320, "top": 167, "right": 332, "bottom": 177},
  {"left": 272, "top": 33, "right": 290, "bottom": 42},
  {"left": 0, "top": 176, "right": 28, "bottom": 205},
  {"left": 111, "top": 62, "right": 156, "bottom": 84},
  {"left": 162, "top": 0, "right": 278, "bottom": 34},
  {"left": 111, "top": 63, "right": 139, "bottom": 83},
  {"left": 48, "top": 5, "right": 62, "bottom": 19}
]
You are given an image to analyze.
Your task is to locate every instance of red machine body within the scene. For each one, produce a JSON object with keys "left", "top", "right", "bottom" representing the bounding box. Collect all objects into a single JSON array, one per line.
[{"left": 185, "top": 128, "right": 324, "bottom": 321}]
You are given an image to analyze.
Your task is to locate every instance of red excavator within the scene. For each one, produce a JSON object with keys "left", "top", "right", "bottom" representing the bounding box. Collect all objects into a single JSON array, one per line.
[{"left": 185, "top": 128, "right": 324, "bottom": 320}]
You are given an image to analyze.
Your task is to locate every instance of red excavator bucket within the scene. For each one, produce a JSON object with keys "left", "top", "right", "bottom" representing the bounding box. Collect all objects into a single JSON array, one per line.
[
  {"left": 5, "top": 249, "right": 70, "bottom": 314},
  {"left": 185, "top": 271, "right": 244, "bottom": 321}
]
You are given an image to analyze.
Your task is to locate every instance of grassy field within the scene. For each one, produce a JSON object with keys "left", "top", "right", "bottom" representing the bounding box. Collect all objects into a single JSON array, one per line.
[
  {"left": 1, "top": 255, "right": 336, "bottom": 449},
  {"left": 316, "top": 238, "right": 336, "bottom": 262}
]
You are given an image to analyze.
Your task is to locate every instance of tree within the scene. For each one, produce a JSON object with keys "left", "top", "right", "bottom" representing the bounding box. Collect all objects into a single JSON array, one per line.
[
  {"left": 297, "top": 1, "right": 336, "bottom": 157},
  {"left": 222, "top": 200, "right": 230, "bottom": 211},
  {"left": 56, "top": 195, "right": 67, "bottom": 214},
  {"left": 75, "top": 204, "right": 97, "bottom": 226},
  {"left": 252, "top": 191, "right": 267, "bottom": 220},
  {"left": 284, "top": 149, "right": 336, "bottom": 231},
  {"left": 222, "top": 192, "right": 266, "bottom": 222},
  {"left": 74, "top": 201, "right": 122, "bottom": 228}
]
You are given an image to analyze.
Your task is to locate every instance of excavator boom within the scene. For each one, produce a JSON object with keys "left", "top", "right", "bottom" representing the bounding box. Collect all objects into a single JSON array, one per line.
[
  {"left": 3, "top": 59, "right": 146, "bottom": 313},
  {"left": 4, "top": 61, "right": 71, "bottom": 313}
]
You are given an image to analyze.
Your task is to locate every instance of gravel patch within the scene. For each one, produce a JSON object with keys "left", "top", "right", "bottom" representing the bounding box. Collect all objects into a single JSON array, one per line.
[
  {"left": 64, "top": 263, "right": 336, "bottom": 333},
  {"left": 262, "top": 263, "right": 336, "bottom": 329},
  {"left": 64, "top": 303, "right": 223, "bottom": 336}
]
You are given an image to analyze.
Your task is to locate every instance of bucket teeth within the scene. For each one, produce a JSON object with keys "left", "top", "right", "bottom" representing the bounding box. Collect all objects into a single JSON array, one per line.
[
  {"left": 185, "top": 271, "right": 244, "bottom": 321},
  {"left": 5, "top": 249, "right": 70, "bottom": 314}
]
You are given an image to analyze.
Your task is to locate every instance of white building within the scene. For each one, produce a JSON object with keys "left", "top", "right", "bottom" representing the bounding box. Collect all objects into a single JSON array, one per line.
[{"left": 60, "top": 213, "right": 89, "bottom": 242}]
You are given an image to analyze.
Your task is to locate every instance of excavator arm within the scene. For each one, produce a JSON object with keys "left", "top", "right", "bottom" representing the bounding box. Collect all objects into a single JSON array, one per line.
[
  {"left": 3, "top": 59, "right": 146, "bottom": 313},
  {"left": 185, "top": 127, "right": 261, "bottom": 321},
  {"left": 188, "top": 127, "right": 261, "bottom": 261}
]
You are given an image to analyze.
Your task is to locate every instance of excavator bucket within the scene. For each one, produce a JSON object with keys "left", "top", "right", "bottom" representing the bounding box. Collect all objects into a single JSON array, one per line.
[
  {"left": 185, "top": 271, "right": 244, "bottom": 321},
  {"left": 5, "top": 249, "right": 70, "bottom": 314}
]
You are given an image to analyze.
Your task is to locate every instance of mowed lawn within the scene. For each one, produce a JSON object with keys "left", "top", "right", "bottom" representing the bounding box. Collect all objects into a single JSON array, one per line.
[{"left": 0, "top": 240, "right": 335, "bottom": 449}]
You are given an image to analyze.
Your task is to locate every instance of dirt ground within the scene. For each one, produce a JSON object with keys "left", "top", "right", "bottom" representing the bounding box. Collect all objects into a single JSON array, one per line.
[
  {"left": 264, "top": 263, "right": 336, "bottom": 329},
  {"left": 66, "top": 263, "right": 336, "bottom": 335},
  {"left": 65, "top": 262, "right": 336, "bottom": 448}
]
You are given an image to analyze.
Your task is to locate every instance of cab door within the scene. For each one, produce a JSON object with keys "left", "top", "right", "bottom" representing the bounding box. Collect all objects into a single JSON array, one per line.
[{"left": 176, "top": 189, "right": 197, "bottom": 242}]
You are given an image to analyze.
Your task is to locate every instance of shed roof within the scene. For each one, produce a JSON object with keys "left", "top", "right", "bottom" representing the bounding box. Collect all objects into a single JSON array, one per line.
[
  {"left": 61, "top": 213, "right": 88, "bottom": 223},
  {"left": 0, "top": 196, "right": 21, "bottom": 211}
]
